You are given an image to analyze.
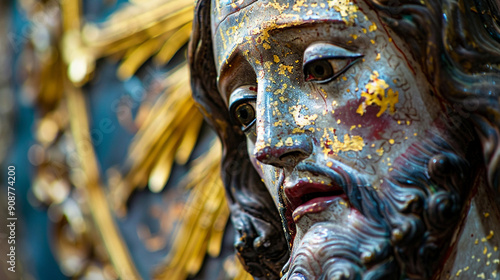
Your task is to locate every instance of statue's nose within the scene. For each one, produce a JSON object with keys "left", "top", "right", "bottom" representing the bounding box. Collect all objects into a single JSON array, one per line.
[
  {"left": 252, "top": 80, "right": 314, "bottom": 168},
  {"left": 254, "top": 133, "right": 313, "bottom": 168}
]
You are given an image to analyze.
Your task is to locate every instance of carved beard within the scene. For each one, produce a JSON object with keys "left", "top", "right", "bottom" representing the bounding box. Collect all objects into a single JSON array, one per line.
[
  {"left": 283, "top": 172, "right": 399, "bottom": 280},
  {"left": 282, "top": 119, "right": 477, "bottom": 280},
  {"left": 285, "top": 207, "right": 398, "bottom": 280}
]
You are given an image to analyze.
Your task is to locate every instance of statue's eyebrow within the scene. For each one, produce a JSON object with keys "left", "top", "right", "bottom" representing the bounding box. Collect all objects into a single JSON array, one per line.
[{"left": 218, "top": 20, "right": 348, "bottom": 81}]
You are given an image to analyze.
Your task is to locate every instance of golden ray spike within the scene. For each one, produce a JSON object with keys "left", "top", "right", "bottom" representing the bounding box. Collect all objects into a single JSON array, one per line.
[
  {"left": 131, "top": 92, "right": 192, "bottom": 158},
  {"left": 207, "top": 195, "right": 230, "bottom": 257},
  {"left": 158, "top": 178, "right": 213, "bottom": 276},
  {"left": 82, "top": 3, "right": 193, "bottom": 57},
  {"left": 139, "top": 65, "right": 191, "bottom": 122},
  {"left": 187, "top": 186, "right": 226, "bottom": 274},
  {"left": 112, "top": 70, "right": 200, "bottom": 209},
  {"left": 155, "top": 143, "right": 229, "bottom": 279},
  {"left": 143, "top": 8, "right": 193, "bottom": 39},
  {"left": 127, "top": 100, "right": 196, "bottom": 184},
  {"left": 66, "top": 84, "right": 141, "bottom": 280},
  {"left": 175, "top": 110, "right": 204, "bottom": 165},
  {"left": 117, "top": 33, "right": 171, "bottom": 80},
  {"left": 128, "top": 95, "right": 192, "bottom": 167},
  {"left": 148, "top": 150, "right": 175, "bottom": 193},
  {"left": 154, "top": 22, "right": 193, "bottom": 66},
  {"left": 59, "top": 1, "right": 194, "bottom": 85},
  {"left": 38, "top": 52, "right": 65, "bottom": 110},
  {"left": 148, "top": 118, "right": 192, "bottom": 193},
  {"left": 59, "top": 1, "right": 142, "bottom": 277},
  {"left": 128, "top": 73, "right": 190, "bottom": 156},
  {"left": 60, "top": 0, "right": 81, "bottom": 31},
  {"left": 98, "top": 0, "right": 189, "bottom": 36},
  {"left": 180, "top": 141, "right": 223, "bottom": 190}
]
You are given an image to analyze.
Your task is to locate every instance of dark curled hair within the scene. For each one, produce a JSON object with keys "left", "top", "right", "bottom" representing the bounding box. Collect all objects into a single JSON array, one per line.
[
  {"left": 364, "top": 0, "right": 500, "bottom": 187},
  {"left": 188, "top": 0, "right": 500, "bottom": 278},
  {"left": 189, "top": 1, "right": 289, "bottom": 278}
]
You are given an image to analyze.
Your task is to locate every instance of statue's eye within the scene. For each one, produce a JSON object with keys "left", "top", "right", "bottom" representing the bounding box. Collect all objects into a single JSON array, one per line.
[
  {"left": 303, "top": 43, "right": 363, "bottom": 84},
  {"left": 304, "top": 60, "right": 334, "bottom": 82},
  {"left": 228, "top": 86, "right": 257, "bottom": 131},
  {"left": 304, "top": 58, "right": 356, "bottom": 83},
  {"left": 234, "top": 102, "right": 256, "bottom": 128}
]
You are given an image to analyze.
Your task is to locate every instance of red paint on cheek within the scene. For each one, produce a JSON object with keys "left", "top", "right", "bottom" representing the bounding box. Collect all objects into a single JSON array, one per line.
[{"left": 333, "top": 99, "right": 398, "bottom": 140}]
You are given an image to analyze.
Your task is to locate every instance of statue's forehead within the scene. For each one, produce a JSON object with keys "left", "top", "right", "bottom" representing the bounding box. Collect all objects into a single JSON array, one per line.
[
  {"left": 212, "top": 0, "right": 259, "bottom": 26},
  {"left": 211, "top": 0, "right": 359, "bottom": 73}
]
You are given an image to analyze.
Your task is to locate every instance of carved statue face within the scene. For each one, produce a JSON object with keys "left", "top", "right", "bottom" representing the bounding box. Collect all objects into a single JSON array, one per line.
[
  {"left": 212, "top": 0, "right": 453, "bottom": 276},
  {"left": 192, "top": 0, "right": 497, "bottom": 278},
  {"left": 213, "top": 0, "right": 441, "bottom": 190}
]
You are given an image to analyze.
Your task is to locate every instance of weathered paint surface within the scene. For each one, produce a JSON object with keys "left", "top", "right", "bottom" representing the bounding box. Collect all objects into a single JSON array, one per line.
[{"left": 204, "top": 0, "right": 499, "bottom": 279}]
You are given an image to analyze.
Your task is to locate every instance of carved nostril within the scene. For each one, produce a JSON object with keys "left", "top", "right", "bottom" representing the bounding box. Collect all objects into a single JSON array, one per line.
[
  {"left": 278, "top": 151, "right": 308, "bottom": 166},
  {"left": 254, "top": 135, "right": 313, "bottom": 167}
]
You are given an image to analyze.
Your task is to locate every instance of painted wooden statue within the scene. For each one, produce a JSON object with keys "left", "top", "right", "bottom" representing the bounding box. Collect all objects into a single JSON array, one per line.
[
  {"left": 8, "top": 0, "right": 499, "bottom": 279},
  {"left": 189, "top": 0, "right": 500, "bottom": 279}
]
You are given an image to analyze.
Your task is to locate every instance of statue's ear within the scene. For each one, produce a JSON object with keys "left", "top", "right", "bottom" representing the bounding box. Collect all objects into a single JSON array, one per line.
[{"left": 222, "top": 146, "right": 289, "bottom": 279}]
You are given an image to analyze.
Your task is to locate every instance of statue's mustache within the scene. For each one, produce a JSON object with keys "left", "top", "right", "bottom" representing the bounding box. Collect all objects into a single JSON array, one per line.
[
  {"left": 284, "top": 160, "right": 387, "bottom": 222},
  {"left": 279, "top": 160, "right": 380, "bottom": 247},
  {"left": 279, "top": 163, "right": 399, "bottom": 280}
]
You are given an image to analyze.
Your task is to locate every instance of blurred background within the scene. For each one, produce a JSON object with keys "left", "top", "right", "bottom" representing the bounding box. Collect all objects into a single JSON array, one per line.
[{"left": 0, "top": 1, "right": 250, "bottom": 279}]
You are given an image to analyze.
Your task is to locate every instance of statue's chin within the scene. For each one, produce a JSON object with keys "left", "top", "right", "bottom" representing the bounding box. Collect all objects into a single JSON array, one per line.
[{"left": 283, "top": 201, "right": 399, "bottom": 280}]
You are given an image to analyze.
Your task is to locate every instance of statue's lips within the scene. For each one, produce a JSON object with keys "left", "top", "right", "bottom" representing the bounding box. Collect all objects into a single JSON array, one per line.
[
  {"left": 284, "top": 179, "right": 346, "bottom": 222},
  {"left": 292, "top": 193, "right": 348, "bottom": 223},
  {"left": 282, "top": 162, "right": 352, "bottom": 243}
]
